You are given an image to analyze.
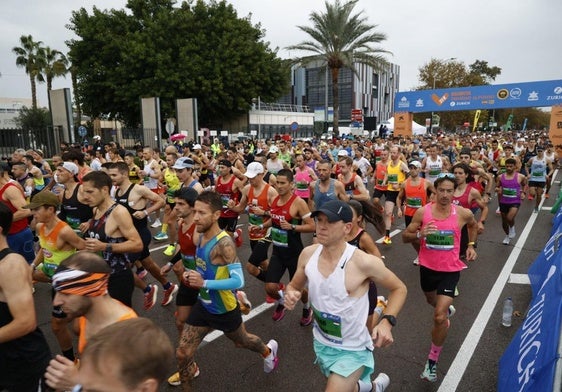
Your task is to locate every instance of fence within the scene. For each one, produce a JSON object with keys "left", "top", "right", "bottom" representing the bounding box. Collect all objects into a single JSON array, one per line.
[{"left": 0, "top": 126, "right": 61, "bottom": 159}]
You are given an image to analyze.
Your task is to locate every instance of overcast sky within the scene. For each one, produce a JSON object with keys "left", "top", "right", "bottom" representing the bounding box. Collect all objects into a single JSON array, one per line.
[{"left": 1, "top": 0, "right": 560, "bottom": 108}]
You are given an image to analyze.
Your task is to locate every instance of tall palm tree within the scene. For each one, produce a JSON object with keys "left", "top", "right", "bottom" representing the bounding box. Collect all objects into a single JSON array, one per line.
[
  {"left": 12, "top": 35, "right": 46, "bottom": 109},
  {"left": 286, "top": 0, "right": 390, "bottom": 135},
  {"left": 42, "top": 47, "right": 69, "bottom": 92}
]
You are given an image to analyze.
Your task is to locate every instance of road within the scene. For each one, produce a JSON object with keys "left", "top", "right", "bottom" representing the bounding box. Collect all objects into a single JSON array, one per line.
[{"left": 32, "top": 174, "right": 558, "bottom": 391}]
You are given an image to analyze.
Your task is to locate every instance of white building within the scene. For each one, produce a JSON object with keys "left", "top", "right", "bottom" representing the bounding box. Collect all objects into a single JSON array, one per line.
[{"left": 0, "top": 98, "right": 33, "bottom": 129}]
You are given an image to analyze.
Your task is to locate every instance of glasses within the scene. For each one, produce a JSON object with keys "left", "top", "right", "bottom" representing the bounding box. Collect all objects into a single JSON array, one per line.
[{"left": 437, "top": 172, "right": 455, "bottom": 179}]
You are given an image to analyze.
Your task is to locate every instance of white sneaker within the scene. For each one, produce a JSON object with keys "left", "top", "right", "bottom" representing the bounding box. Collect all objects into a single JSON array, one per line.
[
  {"left": 150, "top": 218, "right": 162, "bottom": 228},
  {"left": 264, "top": 339, "right": 279, "bottom": 373},
  {"left": 495, "top": 206, "right": 500, "bottom": 215},
  {"left": 502, "top": 235, "right": 510, "bottom": 245},
  {"left": 448, "top": 305, "right": 456, "bottom": 318},
  {"left": 373, "top": 372, "right": 390, "bottom": 392},
  {"left": 509, "top": 226, "right": 516, "bottom": 239}
]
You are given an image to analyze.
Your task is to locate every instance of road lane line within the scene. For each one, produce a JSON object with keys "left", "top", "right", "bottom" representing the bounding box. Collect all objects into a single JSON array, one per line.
[
  {"left": 438, "top": 187, "right": 548, "bottom": 391},
  {"left": 375, "top": 229, "right": 402, "bottom": 243}
]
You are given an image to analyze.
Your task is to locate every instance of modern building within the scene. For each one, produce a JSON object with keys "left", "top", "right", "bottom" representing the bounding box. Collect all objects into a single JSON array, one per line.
[{"left": 0, "top": 97, "right": 33, "bottom": 129}]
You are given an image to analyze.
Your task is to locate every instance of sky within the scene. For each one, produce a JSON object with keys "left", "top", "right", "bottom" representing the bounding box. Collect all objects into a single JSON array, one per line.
[{"left": 1, "top": 0, "right": 561, "bottom": 108}]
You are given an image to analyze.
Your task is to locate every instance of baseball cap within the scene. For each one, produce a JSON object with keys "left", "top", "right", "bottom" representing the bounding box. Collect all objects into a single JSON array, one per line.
[
  {"left": 218, "top": 159, "right": 232, "bottom": 168},
  {"left": 408, "top": 160, "right": 422, "bottom": 169},
  {"left": 337, "top": 150, "right": 349, "bottom": 157},
  {"left": 60, "top": 162, "right": 79, "bottom": 175},
  {"left": 311, "top": 200, "right": 353, "bottom": 223},
  {"left": 93, "top": 135, "right": 101, "bottom": 140},
  {"left": 25, "top": 191, "right": 60, "bottom": 209},
  {"left": 172, "top": 157, "right": 194, "bottom": 170},
  {"left": 244, "top": 162, "right": 264, "bottom": 178},
  {"left": 192, "top": 144, "right": 202, "bottom": 150},
  {"left": 268, "top": 146, "right": 279, "bottom": 154}
]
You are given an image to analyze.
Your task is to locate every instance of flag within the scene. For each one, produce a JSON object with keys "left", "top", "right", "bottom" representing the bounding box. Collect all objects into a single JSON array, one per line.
[
  {"left": 472, "top": 110, "right": 481, "bottom": 132},
  {"left": 522, "top": 118, "right": 528, "bottom": 131}
]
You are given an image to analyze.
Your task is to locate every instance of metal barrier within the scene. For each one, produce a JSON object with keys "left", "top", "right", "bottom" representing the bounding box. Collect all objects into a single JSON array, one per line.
[{"left": 0, "top": 127, "right": 60, "bottom": 159}]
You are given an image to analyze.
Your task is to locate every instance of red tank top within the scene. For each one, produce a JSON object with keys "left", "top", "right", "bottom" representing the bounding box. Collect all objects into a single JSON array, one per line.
[
  {"left": 178, "top": 222, "right": 196, "bottom": 257},
  {"left": 247, "top": 184, "right": 271, "bottom": 240},
  {"left": 215, "top": 174, "right": 239, "bottom": 218},
  {"left": 403, "top": 177, "right": 427, "bottom": 216},
  {"left": 339, "top": 173, "right": 360, "bottom": 195},
  {"left": 374, "top": 162, "right": 388, "bottom": 191},
  {"left": 452, "top": 185, "right": 471, "bottom": 208},
  {"left": 0, "top": 182, "right": 28, "bottom": 234}
]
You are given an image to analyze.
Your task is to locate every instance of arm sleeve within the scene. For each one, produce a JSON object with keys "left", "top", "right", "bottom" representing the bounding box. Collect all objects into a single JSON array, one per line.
[{"left": 203, "top": 263, "right": 245, "bottom": 290}]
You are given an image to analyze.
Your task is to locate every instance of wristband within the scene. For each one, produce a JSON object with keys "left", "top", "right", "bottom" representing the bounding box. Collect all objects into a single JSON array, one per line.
[
  {"left": 167, "top": 262, "right": 174, "bottom": 268},
  {"left": 416, "top": 231, "right": 421, "bottom": 239},
  {"left": 467, "top": 241, "right": 476, "bottom": 246}
]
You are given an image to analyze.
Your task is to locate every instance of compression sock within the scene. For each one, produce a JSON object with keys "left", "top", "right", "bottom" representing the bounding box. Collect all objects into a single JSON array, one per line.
[
  {"left": 62, "top": 348, "right": 75, "bottom": 362},
  {"left": 428, "top": 343, "right": 443, "bottom": 362}
]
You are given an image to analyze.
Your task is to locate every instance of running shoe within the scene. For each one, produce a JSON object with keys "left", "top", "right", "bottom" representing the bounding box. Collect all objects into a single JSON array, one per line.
[
  {"left": 163, "top": 243, "right": 177, "bottom": 257},
  {"left": 234, "top": 228, "right": 243, "bottom": 248},
  {"left": 412, "top": 256, "right": 419, "bottom": 266},
  {"left": 272, "top": 304, "right": 286, "bottom": 321},
  {"left": 420, "top": 360, "right": 438, "bottom": 382},
  {"left": 236, "top": 290, "right": 252, "bottom": 315},
  {"left": 161, "top": 283, "right": 179, "bottom": 306},
  {"left": 266, "top": 283, "right": 285, "bottom": 304},
  {"left": 167, "top": 363, "right": 200, "bottom": 386},
  {"left": 150, "top": 218, "right": 162, "bottom": 228},
  {"left": 502, "top": 235, "right": 510, "bottom": 245},
  {"left": 495, "top": 206, "right": 500, "bottom": 215},
  {"left": 143, "top": 285, "right": 158, "bottom": 310},
  {"left": 373, "top": 372, "right": 390, "bottom": 392},
  {"left": 300, "top": 308, "right": 313, "bottom": 326},
  {"left": 264, "top": 339, "right": 279, "bottom": 373},
  {"left": 382, "top": 236, "right": 392, "bottom": 245},
  {"left": 136, "top": 267, "right": 148, "bottom": 279},
  {"left": 153, "top": 231, "right": 169, "bottom": 241},
  {"left": 509, "top": 226, "right": 516, "bottom": 239},
  {"left": 454, "top": 286, "right": 459, "bottom": 297},
  {"left": 448, "top": 304, "right": 456, "bottom": 318}
]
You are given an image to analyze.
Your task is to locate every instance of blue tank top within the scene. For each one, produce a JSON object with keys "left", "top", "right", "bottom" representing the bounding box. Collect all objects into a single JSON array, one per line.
[{"left": 314, "top": 179, "right": 337, "bottom": 209}]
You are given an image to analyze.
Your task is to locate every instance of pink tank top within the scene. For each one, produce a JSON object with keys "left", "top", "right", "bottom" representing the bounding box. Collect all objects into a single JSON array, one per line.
[
  {"left": 419, "top": 203, "right": 465, "bottom": 272},
  {"left": 294, "top": 168, "right": 312, "bottom": 198}
]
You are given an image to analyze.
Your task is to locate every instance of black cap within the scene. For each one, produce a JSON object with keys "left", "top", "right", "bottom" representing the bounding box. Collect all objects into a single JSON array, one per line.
[{"left": 311, "top": 200, "right": 353, "bottom": 223}]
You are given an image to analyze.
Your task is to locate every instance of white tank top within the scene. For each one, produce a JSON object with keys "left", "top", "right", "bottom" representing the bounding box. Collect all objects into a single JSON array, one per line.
[
  {"left": 305, "top": 243, "right": 373, "bottom": 350},
  {"left": 143, "top": 159, "right": 158, "bottom": 190},
  {"left": 426, "top": 155, "right": 443, "bottom": 184}
]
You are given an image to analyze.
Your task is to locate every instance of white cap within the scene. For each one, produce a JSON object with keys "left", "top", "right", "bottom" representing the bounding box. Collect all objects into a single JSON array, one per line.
[
  {"left": 61, "top": 162, "right": 79, "bottom": 175},
  {"left": 171, "top": 157, "right": 194, "bottom": 169},
  {"left": 93, "top": 135, "right": 101, "bottom": 140},
  {"left": 408, "top": 160, "right": 422, "bottom": 169},
  {"left": 337, "top": 150, "right": 348, "bottom": 157},
  {"left": 268, "top": 146, "right": 279, "bottom": 154},
  {"left": 244, "top": 162, "right": 264, "bottom": 178},
  {"left": 192, "top": 144, "right": 202, "bottom": 150}
]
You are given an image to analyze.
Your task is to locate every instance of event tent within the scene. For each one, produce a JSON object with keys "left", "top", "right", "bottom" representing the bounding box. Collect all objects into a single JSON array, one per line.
[{"left": 382, "top": 117, "right": 427, "bottom": 135}]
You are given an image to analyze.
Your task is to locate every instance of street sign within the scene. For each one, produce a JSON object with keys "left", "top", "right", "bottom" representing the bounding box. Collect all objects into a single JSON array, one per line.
[
  {"left": 290, "top": 122, "right": 299, "bottom": 131},
  {"left": 351, "top": 109, "right": 363, "bottom": 123},
  {"left": 165, "top": 120, "right": 175, "bottom": 134},
  {"left": 78, "top": 126, "right": 87, "bottom": 137}
]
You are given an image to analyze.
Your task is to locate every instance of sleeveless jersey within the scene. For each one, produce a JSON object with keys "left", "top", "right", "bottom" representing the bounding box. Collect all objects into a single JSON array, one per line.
[
  {"left": 339, "top": 173, "right": 361, "bottom": 196},
  {"left": 348, "top": 229, "right": 364, "bottom": 249},
  {"left": 452, "top": 185, "right": 471, "bottom": 208},
  {"left": 38, "top": 221, "right": 76, "bottom": 277},
  {"left": 294, "top": 167, "right": 313, "bottom": 199},
  {"left": 499, "top": 174, "right": 522, "bottom": 204},
  {"left": 425, "top": 155, "right": 443, "bottom": 184},
  {"left": 419, "top": 203, "right": 465, "bottom": 272},
  {"left": 178, "top": 222, "right": 197, "bottom": 270},
  {"left": 163, "top": 168, "right": 181, "bottom": 203},
  {"left": 128, "top": 166, "right": 141, "bottom": 184},
  {"left": 529, "top": 156, "right": 547, "bottom": 182},
  {"left": 59, "top": 184, "right": 93, "bottom": 233},
  {"left": 374, "top": 161, "right": 388, "bottom": 191},
  {"left": 313, "top": 179, "right": 337, "bottom": 209},
  {"left": 0, "top": 182, "right": 28, "bottom": 234},
  {"left": 403, "top": 177, "right": 427, "bottom": 216},
  {"left": 195, "top": 231, "right": 237, "bottom": 314},
  {"left": 270, "top": 194, "right": 303, "bottom": 255},
  {"left": 216, "top": 175, "right": 240, "bottom": 218},
  {"left": 115, "top": 184, "right": 148, "bottom": 231},
  {"left": 247, "top": 184, "right": 271, "bottom": 240},
  {"left": 386, "top": 161, "right": 406, "bottom": 191},
  {"left": 305, "top": 244, "right": 373, "bottom": 350},
  {"left": 143, "top": 159, "right": 158, "bottom": 189}
]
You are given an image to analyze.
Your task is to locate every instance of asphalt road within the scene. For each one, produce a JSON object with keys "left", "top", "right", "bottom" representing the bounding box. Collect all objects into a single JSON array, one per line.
[{"left": 32, "top": 174, "right": 558, "bottom": 391}]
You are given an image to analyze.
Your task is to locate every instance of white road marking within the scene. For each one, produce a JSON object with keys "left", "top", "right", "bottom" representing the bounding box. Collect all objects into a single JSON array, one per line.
[
  {"left": 508, "top": 273, "right": 531, "bottom": 285},
  {"left": 375, "top": 229, "right": 402, "bottom": 244}
]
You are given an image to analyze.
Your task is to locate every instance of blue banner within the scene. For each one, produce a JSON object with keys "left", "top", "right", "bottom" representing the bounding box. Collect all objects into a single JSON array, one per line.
[{"left": 394, "top": 79, "right": 562, "bottom": 113}]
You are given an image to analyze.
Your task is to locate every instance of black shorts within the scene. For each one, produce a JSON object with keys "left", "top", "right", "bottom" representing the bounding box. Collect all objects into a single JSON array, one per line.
[
  {"left": 108, "top": 268, "right": 134, "bottom": 307},
  {"left": 385, "top": 190, "right": 399, "bottom": 204},
  {"left": 129, "top": 226, "right": 151, "bottom": 261},
  {"left": 176, "top": 283, "right": 199, "bottom": 307},
  {"left": 187, "top": 300, "right": 242, "bottom": 333},
  {"left": 218, "top": 217, "right": 239, "bottom": 233},
  {"left": 266, "top": 252, "right": 299, "bottom": 283},
  {"left": 372, "top": 188, "right": 387, "bottom": 199},
  {"left": 528, "top": 181, "right": 546, "bottom": 188},
  {"left": 499, "top": 202, "right": 520, "bottom": 214},
  {"left": 248, "top": 239, "right": 271, "bottom": 267},
  {"left": 405, "top": 215, "right": 413, "bottom": 227},
  {"left": 419, "top": 266, "right": 460, "bottom": 298},
  {"left": 368, "top": 281, "right": 378, "bottom": 316}
]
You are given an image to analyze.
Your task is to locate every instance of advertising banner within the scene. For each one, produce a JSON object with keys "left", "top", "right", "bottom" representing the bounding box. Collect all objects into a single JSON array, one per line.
[
  {"left": 393, "top": 112, "right": 412, "bottom": 137},
  {"left": 549, "top": 105, "right": 562, "bottom": 147},
  {"left": 394, "top": 79, "right": 562, "bottom": 113}
]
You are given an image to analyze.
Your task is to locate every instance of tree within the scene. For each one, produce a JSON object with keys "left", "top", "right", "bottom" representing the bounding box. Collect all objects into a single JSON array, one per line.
[
  {"left": 286, "top": 0, "right": 390, "bottom": 135},
  {"left": 67, "top": 0, "right": 289, "bottom": 127},
  {"left": 12, "top": 35, "right": 46, "bottom": 109},
  {"left": 42, "top": 47, "right": 69, "bottom": 92}
]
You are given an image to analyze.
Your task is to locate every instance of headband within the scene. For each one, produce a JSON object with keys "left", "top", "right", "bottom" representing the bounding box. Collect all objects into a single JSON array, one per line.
[{"left": 52, "top": 267, "right": 109, "bottom": 297}]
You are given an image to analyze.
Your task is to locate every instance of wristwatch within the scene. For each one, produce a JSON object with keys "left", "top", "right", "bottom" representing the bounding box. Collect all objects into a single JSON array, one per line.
[{"left": 381, "top": 314, "right": 397, "bottom": 327}]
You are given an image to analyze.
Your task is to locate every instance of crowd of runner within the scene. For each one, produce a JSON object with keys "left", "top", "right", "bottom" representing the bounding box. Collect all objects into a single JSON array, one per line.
[{"left": 0, "top": 128, "right": 557, "bottom": 391}]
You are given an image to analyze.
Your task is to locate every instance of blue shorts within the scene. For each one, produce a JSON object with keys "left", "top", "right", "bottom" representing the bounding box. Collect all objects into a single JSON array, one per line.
[
  {"left": 313, "top": 339, "right": 374, "bottom": 383},
  {"left": 7, "top": 227, "right": 34, "bottom": 264}
]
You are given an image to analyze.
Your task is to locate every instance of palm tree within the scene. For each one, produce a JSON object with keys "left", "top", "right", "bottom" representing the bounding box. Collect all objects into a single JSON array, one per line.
[
  {"left": 286, "top": 0, "right": 390, "bottom": 135},
  {"left": 42, "top": 47, "right": 69, "bottom": 92},
  {"left": 12, "top": 35, "right": 46, "bottom": 109}
]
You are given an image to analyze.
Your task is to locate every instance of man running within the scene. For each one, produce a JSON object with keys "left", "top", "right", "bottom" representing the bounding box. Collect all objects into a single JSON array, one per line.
[
  {"left": 215, "top": 159, "right": 246, "bottom": 246},
  {"left": 496, "top": 158, "right": 527, "bottom": 245},
  {"left": 381, "top": 146, "right": 409, "bottom": 245},
  {"left": 308, "top": 160, "right": 348, "bottom": 212},
  {"left": 527, "top": 146, "right": 552, "bottom": 212}
]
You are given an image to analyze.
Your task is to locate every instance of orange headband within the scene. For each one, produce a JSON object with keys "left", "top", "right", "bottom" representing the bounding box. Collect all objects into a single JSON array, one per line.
[{"left": 52, "top": 267, "right": 109, "bottom": 297}]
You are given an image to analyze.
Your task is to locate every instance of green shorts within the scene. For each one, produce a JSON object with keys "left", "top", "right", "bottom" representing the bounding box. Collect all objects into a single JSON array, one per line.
[{"left": 313, "top": 339, "right": 374, "bottom": 383}]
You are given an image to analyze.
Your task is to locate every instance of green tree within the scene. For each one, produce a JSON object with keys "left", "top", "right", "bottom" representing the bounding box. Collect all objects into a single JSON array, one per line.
[
  {"left": 67, "top": 0, "right": 289, "bottom": 127},
  {"left": 286, "top": 0, "right": 390, "bottom": 135},
  {"left": 12, "top": 35, "right": 46, "bottom": 109},
  {"left": 42, "top": 47, "right": 69, "bottom": 92}
]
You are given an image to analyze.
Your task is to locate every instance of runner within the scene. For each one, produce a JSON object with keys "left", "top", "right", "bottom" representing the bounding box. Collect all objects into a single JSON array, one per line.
[
  {"left": 55, "top": 162, "right": 93, "bottom": 237},
  {"left": 308, "top": 160, "right": 348, "bottom": 212},
  {"left": 338, "top": 156, "right": 370, "bottom": 201},
  {"left": 526, "top": 146, "right": 552, "bottom": 212},
  {"left": 381, "top": 146, "right": 409, "bottom": 245},
  {"left": 496, "top": 158, "right": 527, "bottom": 244},
  {"left": 215, "top": 159, "right": 246, "bottom": 246}
]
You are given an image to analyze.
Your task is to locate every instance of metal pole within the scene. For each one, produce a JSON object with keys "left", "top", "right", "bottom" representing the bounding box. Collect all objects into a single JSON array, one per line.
[
  {"left": 429, "top": 77, "right": 436, "bottom": 134},
  {"left": 258, "top": 96, "right": 261, "bottom": 142}
]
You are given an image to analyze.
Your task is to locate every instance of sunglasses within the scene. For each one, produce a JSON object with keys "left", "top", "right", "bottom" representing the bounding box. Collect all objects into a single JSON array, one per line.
[{"left": 437, "top": 172, "right": 455, "bottom": 179}]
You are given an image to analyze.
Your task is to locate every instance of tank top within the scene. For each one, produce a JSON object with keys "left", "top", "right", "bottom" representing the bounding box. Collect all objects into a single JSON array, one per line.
[
  {"left": 39, "top": 221, "right": 76, "bottom": 278},
  {"left": 425, "top": 155, "right": 443, "bottom": 184},
  {"left": 128, "top": 166, "right": 141, "bottom": 184},
  {"left": 386, "top": 161, "right": 406, "bottom": 191},
  {"left": 143, "top": 159, "right": 158, "bottom": 189},
  {"left": 195, "top": 231, "right": 237, "bottom": 314},
  {"left": 178, "top": 222, "right": 197, "bottom": 270},
  {"left": 270, "top": 194, "right": 303, "bottom": 255},
  {"left": 339, "top": 173, "right": 360, "bottom": 196},
  {"left": 0, "top": 248, "right": 51, "bottom": 383},
  {"left": 374, "top": 161, "right": 388, "bottom": 191},
  {"left": 294, "top": 167, "right": 313, "bottom": 199},
  {"left": 33, "top": 176, "right": 45, "bottom": 191},
  {"left": 0, "top": 182, "right": 28, "bottom": 234},
  {"left": 88, "top": 203, "right": 130, "bottom": 273},
  {"left": 247, "top": 184, "right": 271, "bottom": 240},
  {"left": 59, "top": 184, "right": 93, "bottom": 233},
  {"left": 499, "top": 173, "right": 522, "bottom": 204},
  {"left": 305, "top": 244, "right": 373, "bottom": 350},
  {"left": 452, "top": 185, "right": 471, "bottom": 208},
  {"left": 77, "top": 305, "right": 137, "bottom": 354},
  {"left": 313, "top": 179, "right": 337, "bottom": 209},
  {"left": 164, "top": 168, "right": 181, "bottom": 203},
  {"left": 404, "top": 177, "right": 427, "bottom": 216},
  {"left": 418, "top": 203, "right": 464, "bottom": 272},
  {"left": 348, "top": 229, "right": 364, "bottom": 249},
  {"left": 215, "top": 174, "right": 240, "bottom": 219},
  {"left": 529, "top": 156, "right": 547, "bottom": 182},
  {"left": 114, "top": 184, "right": 148, "bottom": 231}
]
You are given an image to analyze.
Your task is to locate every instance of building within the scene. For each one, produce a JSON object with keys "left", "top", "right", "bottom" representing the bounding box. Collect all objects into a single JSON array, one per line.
[{"left": 0, "top": 97, "right": 33, "bottom": 129}]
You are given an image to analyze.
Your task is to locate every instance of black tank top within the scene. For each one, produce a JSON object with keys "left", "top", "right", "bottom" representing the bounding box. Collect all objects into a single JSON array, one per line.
[
  {"left": 88, "top": 203, "right": 130, "bottom": 273},
  {"left": 114, "top": 184, "right": 148, "bottom": 231},
  {"left": 0, "top": 249, "right": 51, "bottom": 384},
  {"left": 59, "top": 184, "right": 94, "bottom": 229},
  {"left": 348, "top": 229, "right": 365, "bottom": 250}
]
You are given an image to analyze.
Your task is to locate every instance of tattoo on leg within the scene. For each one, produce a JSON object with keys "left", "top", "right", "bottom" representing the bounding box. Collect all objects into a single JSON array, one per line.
[
  {"left": 225, "top": 324, "right": 267, "bottom": 355},
  {"left": 177, "top": 324, "right": 210, "bottom": 386}
]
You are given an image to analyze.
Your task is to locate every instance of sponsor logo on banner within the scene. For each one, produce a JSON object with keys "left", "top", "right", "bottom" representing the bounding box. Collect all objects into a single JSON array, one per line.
[
  {"left": 510, "top": 88, "right": 522, "bottom": 99},
  {"left": 415, "top": 98, "right": 424, "bottom": 108},
  {"left": 497, "top": 89, "right": 509, "bottom": 99},
  {"left": 528, "top": 91, "right": 539, "bottom": 101},
  {"left": 397, "top": 96, "right": 410, "bottom": 109},
  {"left": 547, "top": 87, "right": 562, "bottom": 101}
]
